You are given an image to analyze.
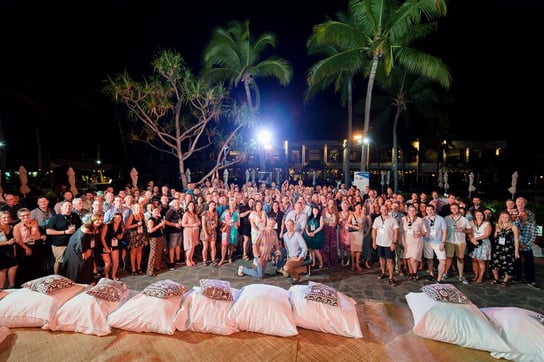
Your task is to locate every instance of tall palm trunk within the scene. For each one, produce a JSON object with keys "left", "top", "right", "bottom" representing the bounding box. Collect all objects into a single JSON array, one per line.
[
  {"left": 344, "top": 80, "right": 353, "bottom": 186},
  {"left": 361, "top": 54, "right": 380, "bottom": 172}
]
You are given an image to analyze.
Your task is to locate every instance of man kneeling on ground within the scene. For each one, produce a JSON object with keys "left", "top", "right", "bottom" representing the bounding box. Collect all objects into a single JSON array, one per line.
[{"left": 238, "top": 218, "right": 282, "bottom": 279}]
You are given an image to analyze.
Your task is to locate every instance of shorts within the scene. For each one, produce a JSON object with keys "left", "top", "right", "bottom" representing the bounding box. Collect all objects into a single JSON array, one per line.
[
  {"left": 423, "top": 242, "right": 446, "bottom": 260},
  {"left": 376, "top": 245, "right": 395, "bottom": 259},
  {"left": 52, "top": 245, "right": 67, "bottom": 263},
  {"left": 167, "top": 232, "right": 182, "bottom": 248},
  {"left": 445, "top": 242, "right": 466, "bottom": 258}
]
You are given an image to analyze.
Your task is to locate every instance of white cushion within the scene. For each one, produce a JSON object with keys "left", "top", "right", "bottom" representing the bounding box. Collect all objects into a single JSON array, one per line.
[
  {"left": 481, "top": 307, "right": 544, "bottom": 361},
  {"left": 0, "top": 284, "right": 85, "bottom": 327},
  {"left": 107, "top": 291, "right": 186, "bottom": 335},
  {"left": 289, "top": 284, "right": 362, "bottom": 338},
  {"left": 180, "top": 287, "right": 240, "bottom": 335},
  {"left": 228, "top": 283, "right": 298, "bottom": 337},
  {"left": 43, "top": 284, "right": 132, "bottom": 336},
  {"left": 405, "top": 291, "right": 511, "bottom": 353}
]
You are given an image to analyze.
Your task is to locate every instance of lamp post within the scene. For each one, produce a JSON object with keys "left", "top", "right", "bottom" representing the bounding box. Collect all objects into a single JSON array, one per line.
[
  {"left": 354, "top": 134, "right": 370, "bottom": 172},
  {"left": 363, "top": 137, "right": 370, "bottom": 172},
  {"left": 413, "top": 138, "right": 420, "bottom": 184},
  {"left": 354, "top": 134, "right": 364, "bottom": 171}
]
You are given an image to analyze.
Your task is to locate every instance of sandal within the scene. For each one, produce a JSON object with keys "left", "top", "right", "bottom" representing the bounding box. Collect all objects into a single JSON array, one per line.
[
  {"left": 212, "top": 260, "right": 219, "bottom": 266},
  {"left": 242, "top": 255, "right": 250, "bottom": 261},
  {"left": 218, "top": 260, "right": 226, "bottom": 266},
  {"left": 377, "top": 272, "right": 386, "bottom": 280},
  {"left": 388, "top": 279, "right": 397, "bottom": 286},
  {"left": 500, "top": 280, "right": 509, "bottom": 288},
  {"left": 490, "top": 279, "right": 499, "bottom": 285}
]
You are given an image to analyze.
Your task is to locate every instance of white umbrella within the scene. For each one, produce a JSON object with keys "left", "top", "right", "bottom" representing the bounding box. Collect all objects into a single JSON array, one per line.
[
  {"left": 223, "top": 169, "right": 229, "bottom": 185},
  {"left": 245, "top": 169, "right": 250, "bottom": 184},
  {"left": 443, "top": 171, "right": 449, "bottom": 194},
  {"left": 185, "top": 168, "right": 191, "bottom": 183},
  {"left": 250, "top": 169, "right": 256, "bottom": 184},
  {"left": 508, "top": 171, "right": 518, "bottom": 199},
  {"left": 130, "top": 167, "right": 139, "bottom": 189},
  {"left": 380, "top": 170, "right": 386, "bottom": 186},
  {"left": 468, "top": 171, "right": 477, "bottom": 197},
  {"left": 276, "top": 169, "right": 280, "bottom": 185},
  {"left": 312, "top": 170, "right": 316, "bottom": 186},
  {"left": 66, "top": 167, "right": 78, "bottom": 196},
  {"left": 438, "top": 169, "right": 443, "bottom": 189},
  {"left": 18, "top": 165, "right": 31, "bottom": 197},
  {"left": 386, "top": 170, "right": 391, "bottom": 186}
]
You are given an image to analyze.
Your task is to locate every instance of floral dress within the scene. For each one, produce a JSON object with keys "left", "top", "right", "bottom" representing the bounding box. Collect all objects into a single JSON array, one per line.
[
  {"left": 338, "top": 210, "right": 351, "bottom": 251},
  {"left": 220, "top": 209, "right": 239, "bottom": 245},
  {"left": 201, "top": 211, "right": 218, "bottom": 243},
  {"left": 126, "top": 216, "right": 148, "bottom": 249},
  {"left": 491, "top": 227, "right": 515, "bottom": 275}
]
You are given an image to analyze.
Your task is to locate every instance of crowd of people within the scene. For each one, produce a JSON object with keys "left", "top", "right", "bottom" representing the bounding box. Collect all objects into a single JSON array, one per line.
[{"left": 0, "top": 177, "right": 540, "bottom": 289}]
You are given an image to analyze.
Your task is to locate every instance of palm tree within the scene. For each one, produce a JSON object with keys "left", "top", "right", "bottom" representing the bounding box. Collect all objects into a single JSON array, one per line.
[
  {"left": 373, "top": 70, "right": 452, "bottom": 191},
  {"left": 306, "top": 10, "right": 366, "bottom": 186},
  {"left": 307, "top": 0, "right": 451, "bottom": 180},
  {"left": 202, "top": 20, "right": 293, "bottom": 114},
  {"left": 202, "top": 20, "right": 292, "bottom": 174}
]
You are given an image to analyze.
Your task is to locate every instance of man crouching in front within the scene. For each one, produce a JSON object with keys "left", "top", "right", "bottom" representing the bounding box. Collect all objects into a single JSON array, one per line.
[{"left": 282, "top": 219, "right": 308, "bottom": 284}]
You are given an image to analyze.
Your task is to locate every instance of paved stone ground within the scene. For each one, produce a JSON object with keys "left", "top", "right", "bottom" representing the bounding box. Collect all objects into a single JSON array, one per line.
[{"left": 114, "top": 253, "right": 544, "bottom": 313}]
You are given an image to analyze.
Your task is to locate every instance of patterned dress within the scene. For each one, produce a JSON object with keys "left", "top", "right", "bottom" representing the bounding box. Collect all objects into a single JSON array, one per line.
[
  {"left": 126, "top": 216, "right": 148, "bottom": 249},
  {"left": 220, "top": 209, "right": 239, "bottom": 246},
  {"left": 321, "top": 210, "right": 338, "bottom": 266},
  {"left": 470, "top": 221, "right": 491, "bottom": 261},
  {"left": 338, "top": 210, "right": 351, "bottom": 252},
  {"left": 201, "top": 211, "right": 218, "bottom": 243},
  {"left": 491, "top": 227, "right": 515, "bottom": 275}
]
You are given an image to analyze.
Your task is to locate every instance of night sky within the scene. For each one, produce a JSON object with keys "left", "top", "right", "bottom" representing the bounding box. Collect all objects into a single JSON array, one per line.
[{"left": 1, "top": 0, "right": 542, "bottom": 177}]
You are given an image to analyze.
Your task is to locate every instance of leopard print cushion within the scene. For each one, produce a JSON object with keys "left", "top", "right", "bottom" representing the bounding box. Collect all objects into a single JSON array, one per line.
[
  {"left": 421, "top": 284, "right": 473, "bottom": 304},
  {"left": 200, "top": 279, "right": 233, "bottom": 301},
  {"left": 305, "top": 281, "right": 339, "bottom": 307},
  {"left": 142, "top": 279, "right": 188, "bottom": 299},
  {"left": 22, "top": 274, "right": 76, "bottom": 295},
  {"left": 86, "top": 278, "right": 128, "bottom": 302}
]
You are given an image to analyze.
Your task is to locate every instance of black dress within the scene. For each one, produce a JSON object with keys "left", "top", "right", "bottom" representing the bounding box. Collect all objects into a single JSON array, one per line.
[{"left": 61, "top": 228, "right": 96, "bottom": 284}]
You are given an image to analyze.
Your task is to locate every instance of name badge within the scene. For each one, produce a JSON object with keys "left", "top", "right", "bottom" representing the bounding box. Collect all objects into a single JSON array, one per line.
[
  {"left": 90, "top": 239, "right": 95, "bottom": 249},
  {"left": 498, "top": 236, "right": 506, "bottom": 246},
  {"left": 430, "top": 228, "right": 437, "bottom": 237},
  {"left": 407, "top": 228, "right": 413, "bottom": 235},
  {"left": 378, "top": 227, "right": 385, "bottom": 234},
  {"left": 112, "top": 238, "right": 118, "bottom": 247},
  {"left": 474, "top": 230, "right": 483, "bottom": 237}
]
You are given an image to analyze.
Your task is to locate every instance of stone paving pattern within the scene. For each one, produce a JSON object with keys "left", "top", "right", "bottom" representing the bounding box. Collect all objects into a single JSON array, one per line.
[{"left": 118, "top": 254, "right": 544, "bottom": 313}]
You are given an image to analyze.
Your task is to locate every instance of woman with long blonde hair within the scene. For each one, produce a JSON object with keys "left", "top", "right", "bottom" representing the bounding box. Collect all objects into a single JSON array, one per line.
[{"left": 490, "top": 211, "right": 520, "bottom": 287}]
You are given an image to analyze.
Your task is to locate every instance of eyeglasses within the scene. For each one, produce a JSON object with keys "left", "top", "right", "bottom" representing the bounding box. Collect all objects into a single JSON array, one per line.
[{"left": 20, "top": 214, "right": 30, "bottom": 217}]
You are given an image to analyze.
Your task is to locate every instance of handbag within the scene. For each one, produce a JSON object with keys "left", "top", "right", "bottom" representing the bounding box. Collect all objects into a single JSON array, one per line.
[{"left": 348, "top": 216, "right": 358, "bottom": 232}]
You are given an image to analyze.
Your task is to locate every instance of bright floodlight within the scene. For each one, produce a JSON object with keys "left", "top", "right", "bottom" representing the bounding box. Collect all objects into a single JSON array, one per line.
[{"left": 257, "top": 129, "right": 272, "bottom": 149}]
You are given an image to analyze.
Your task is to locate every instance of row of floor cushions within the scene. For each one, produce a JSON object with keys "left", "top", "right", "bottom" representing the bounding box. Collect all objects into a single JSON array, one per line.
[{"left": 0, "top": 275, "right": 363, "bottom": 339}]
